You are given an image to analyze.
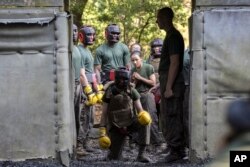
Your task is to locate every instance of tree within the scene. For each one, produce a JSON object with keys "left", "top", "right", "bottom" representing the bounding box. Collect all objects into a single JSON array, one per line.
[
  {"left": 70, "top": 0, "right": 88, "bottom": 27},
  {"left": 77, "top": 0, "right": 191, "bottom": 57}
]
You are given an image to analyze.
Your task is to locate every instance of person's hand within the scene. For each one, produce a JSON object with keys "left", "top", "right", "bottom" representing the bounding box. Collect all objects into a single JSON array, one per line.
[
  {"left": 137, "top": 110, "right": 152, "bottom": 126},
  {"left": 133, "top": 72, "right": 142, "bottom": 81},
  {"left": 149, "top": 83, "right": 160, "bottom": 93},
  {"left": 99, "top": 127, "right": 111, "bottom": 149},
  {"left": 164, "top": 87, "right": 174, "bottom": 98}
]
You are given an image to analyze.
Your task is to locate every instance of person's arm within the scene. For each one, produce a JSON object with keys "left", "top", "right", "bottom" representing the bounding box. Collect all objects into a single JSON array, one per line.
[
  {"left": 133, "top": 72, "right": 156, "bottom": 87},
  {"left": 134, "top": 99, "right": 143, "bottom": 112},
  {"left": 94, "top": 48, "right": 102, "bottom": 83},
  {"left": 165, "top": 54, "right": 180, "bottom": 98},
  {"left": 94, "top": 65, "right": 102, "bottom": 83},
  {"left": 123, "top": 44, "right": 131, "bottom": 70},
  {"left": 80, "top": 67, "right": 89, "bottom": 86}
]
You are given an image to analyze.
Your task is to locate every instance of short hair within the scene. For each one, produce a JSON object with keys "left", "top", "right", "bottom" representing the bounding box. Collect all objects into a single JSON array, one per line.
[{"left": 157, "top": 7, "right": 174, "bottom": 20}]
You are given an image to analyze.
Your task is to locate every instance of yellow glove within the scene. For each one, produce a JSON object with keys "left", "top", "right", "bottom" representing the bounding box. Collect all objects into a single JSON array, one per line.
[
  {"left": 96, "top": 84, "right": 104, "bottom": 103},
  {"left": 99, "top": 127, "right": 111, "bottom": 149},
  {"left": 137, "top": 110, "right": 152, "bottom": 126},
  {"left": 83, "top": 85, "right": 92, "bottom": 94},
  {"left": 97, "top": 84, "right": 104, "bottom": 91},
  {"left": 96, "top": 91, "right": 104, "bottom": 103},
  {"left": 85, "top": 92, "right": 98, "bottom": 106},
  {"left": 83, "top": 85, "right": 98, "bottom": 106}
]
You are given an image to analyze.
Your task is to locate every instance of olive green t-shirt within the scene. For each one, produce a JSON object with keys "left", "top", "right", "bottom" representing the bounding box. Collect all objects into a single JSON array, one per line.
[
  {"left": 102, "top": 86, "right": 140, "bottom": 103},
  {"left": 78, "top": 45, "right": 94, "bottom": 74},
  {"left": 131, "top": 63, "right": 155, "bottom": 93},
  {"left": 159, "top": 27, "right": 184, "bottom": 72},
  {"left": 159, "top": 27, "right": 184, "bottom": 83},
  {"left": 72, "top": 45, "right": 82, "bottom": 81},
  {"left": 94, "top": 42, "right": 130, "bottom": 72}
]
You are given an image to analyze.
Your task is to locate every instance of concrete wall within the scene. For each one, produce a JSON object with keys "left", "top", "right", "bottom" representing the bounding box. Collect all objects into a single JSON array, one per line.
[
  {"left": 0, "top": 7, "right": 75, "bottom": 166},
  {"left": 190, "top": 0, "right": 250, "bottom": 161}
]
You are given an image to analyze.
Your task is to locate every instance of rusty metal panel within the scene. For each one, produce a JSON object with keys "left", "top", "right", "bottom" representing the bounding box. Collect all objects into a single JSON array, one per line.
[{"left": 0, "top": 0, "right": 63, "bottom": 7}]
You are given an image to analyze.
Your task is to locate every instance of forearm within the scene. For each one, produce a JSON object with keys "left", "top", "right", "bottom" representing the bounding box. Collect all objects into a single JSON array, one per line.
[
  {"left": 134, "top": 99, "right": 143, "bottom": 112},
  {"left": 166, "top": 54, "right": 180, "bottom": 90},
  {"left": 94, "top": 65, "right": 102, "bottom": 83},
  {"left": 138, "top": 77, "right": 155, "bottom": 87},
  {"left": 80, "top": 68, "right": 89, "bottom": 86},
  {"left": 166, "top": 61, "right": 179, "bottom": 90}
]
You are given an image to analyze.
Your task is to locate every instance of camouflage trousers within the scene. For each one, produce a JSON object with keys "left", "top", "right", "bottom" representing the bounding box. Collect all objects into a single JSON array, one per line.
[
  {"left": 77, "top": 94, "right": 93, "bottom": 145},
  {"left": 140, "top": 92, "right": 163, "bottom": 145},
  {"left": 108, "top": 119, "right": 150, "bottom": 159},
  {"left": 159, "top": 74, "right": 186, "bottom": 149}
]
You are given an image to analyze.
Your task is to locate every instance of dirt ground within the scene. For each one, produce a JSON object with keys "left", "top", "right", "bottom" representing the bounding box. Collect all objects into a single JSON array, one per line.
[
  {"left": 0, "top": 105, "right": 209, "bottom": 167},
  {"left": 0, "top": 137, "right": 209, "bottom": 167}
]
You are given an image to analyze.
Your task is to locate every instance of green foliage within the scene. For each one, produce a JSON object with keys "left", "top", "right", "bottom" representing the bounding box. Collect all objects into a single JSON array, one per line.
[
  {"left": 80, "top": 0, "right": 191, "bottom": 58},
  {"left": 70, "top": 0, "right": 88, "bottom": 27}
]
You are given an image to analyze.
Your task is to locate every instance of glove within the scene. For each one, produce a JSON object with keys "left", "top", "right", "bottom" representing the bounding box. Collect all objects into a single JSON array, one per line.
[
  {"left": 83, "top": 85, "right": 98, "bottom": 106},
  {"left": 99, "top": 127, "right": 111, "bottom": 149},
  {"left": 83, "top": 85, "right": 92, "bottom": 94},
  {"left": 137, "top": 110, "right": 152, "bottom": 126},
  {"left": 97, "top": 84, "right": 104, "bottom": 91},
  {"left": 85, "top": 92, "right": 98, "bottom": 106},
  {"left": 96, "top": 84, "right": 104, "bottom": 103}
]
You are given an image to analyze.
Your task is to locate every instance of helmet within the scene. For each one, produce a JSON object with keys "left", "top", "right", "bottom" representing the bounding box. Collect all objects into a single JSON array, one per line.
[
  {"left": 73, "top": 24, "right": 78, "bottom": 43},
  {"left": 105, "top": 24, "right": 120, "bottom": 43},
  {"left": 79, "top": 25, "right": 96, "bottom": 45},
  {"left": 227, "top": 99, "right": 250, "bottom": 132},
  {"left": 114, "top": 67, "right": 130, "bottom": 89},
  {"left": 150, "top": 38, "right": 163, "bottom": 58}
]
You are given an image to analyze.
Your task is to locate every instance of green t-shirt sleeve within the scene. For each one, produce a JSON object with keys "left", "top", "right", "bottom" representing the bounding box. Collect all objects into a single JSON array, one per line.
[
  {"left": 122, "top": 44, "right": 131, "bottom": 66},
  {"left": 94, "top": 48, "right": 102, "bottom": 65},
  {"left": 147, "top": 64, "right": 155, "bottom": 76},
  {"left": 131, "top": 88, "right": 140, "bottom": 101}
]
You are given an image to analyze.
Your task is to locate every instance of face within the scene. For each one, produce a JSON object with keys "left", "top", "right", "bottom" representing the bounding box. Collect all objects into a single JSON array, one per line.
[
  {"left": 131, "top": 53, "right": 142, "bottom": 68},
  {"left": 156, "top": 13, "right": 164, "bottom": 29},
  {"left": 73, "top": 24, "right": 78, "bottom": 42},
  {"left": 86, "top": 33, "right": 95, "bottom": 44},
  {"left": 153, "top": 46, "right": 161, "bottom": 55}
]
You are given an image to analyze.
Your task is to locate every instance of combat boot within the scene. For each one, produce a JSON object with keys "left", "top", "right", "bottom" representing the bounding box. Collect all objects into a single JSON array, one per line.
[
  {"left": 164, "top": 147, "right": 186, "bottom": 163},
  {"left": 136, "top": 145, "right": 152, "bottom": 163},
  {"left": 76, "top": 146, "right": 90, "bottom": 157}
]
